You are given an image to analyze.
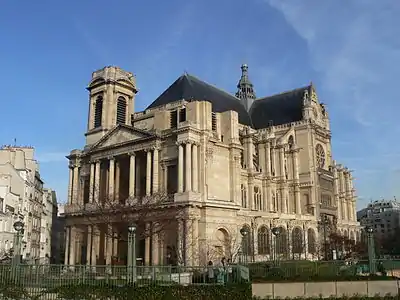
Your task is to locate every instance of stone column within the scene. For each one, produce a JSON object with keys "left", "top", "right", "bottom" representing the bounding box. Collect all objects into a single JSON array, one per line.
[
  {"left": 72, "top": 165, "right": 79, "bottom": 204},
  {"left": 163, "top": 164, "right": 168, "bottom": 191},
  {"left": 192, "top": 218, "right": 199, "bottom": 266},
  {"left": 185, "top": 142, "right": 192, "bottom": 192},
  {"left": 184, "top": 219, "right": 192, "bottom": 265},
  {"left": 177, "top": 219, "right": 183, "bottom": 265},
  {"left": 64, "top": 226, "right": 70, "bottom": 265},
  {"left": 94, "top": 160, "right": 101, "bottom": 202},
  {"left": 177, "top": 143, "right": 184, "bottom": 193},
  {"left": 115, "top": 161, "right": 120, "bottom": 202},
  {"left": 246, "top": 137, "right": 254, "bottom": 171},
  {"left": 69, "top": 227, "right": 76, "bottom": 265},
  {"left": 293, "top": 149, "right": 301, "bottom": 214},
  {"left": 265, "top": 142, "right": 271, "bottom": 177},
  {"left": 108, "top": 157, "right": 115, "bottom": 201},
  {"left": 279, "top": 147, "right": 285, "bottom": 179},
  {"left": 145, "top": 223, "right": 151, "bottom": 266},
  {"left": 146, "top": 150, "right": 152, "bottom": 196},
  {"left": 339, "top": 171, "right": 347, "bottom": 220},
  {"left": 271, "top": 142, "right": 277, "bottom": 176},
  {"left": 129, "top": 153, "right": 136, "bottom": 198},
  {"left": 281, "top": 188, "right": 288, "bottom": 214},
  {"left": 91, "top": 226, "right": 99, "bottom": 266},
  {"left": 152, "top": 223, "right": 159, "bottom": 265},
  {"left": 333, "top": 166, "right": 341, "bottom": 219},
  {"left": 258, "top": 142, "right": 265, "bottom": 173},
  {"left": 248, "top": 180, "right": 254, "bottom": 210},
  {"left": 192, "top": 143, "right": 198, "bottom": 192},
  {"left": 113, "top": 232, "right": 118, "bottom": 257},
  {"left": 89, "top": 163, "right": 95, "bottom": 203},
  {"left": 152, "top": 147, "right": 159, "bottom": 193},
  {"left": 86, "top": 226, "right": 92, "bottom": 265},
  {"left": 263, "top": 183, "right": 269, "bottom": 212},
  {"left": 68, "top": 167, "right": 73, "bottom": 204},
  {"left": 106, "top": 226, "right": 113, "bottom": 266}
]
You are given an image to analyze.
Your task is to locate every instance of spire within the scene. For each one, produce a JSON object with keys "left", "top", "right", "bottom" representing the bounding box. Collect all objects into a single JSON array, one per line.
[{"left": 236, "top": 64, "right": 256, "bottom": 111}]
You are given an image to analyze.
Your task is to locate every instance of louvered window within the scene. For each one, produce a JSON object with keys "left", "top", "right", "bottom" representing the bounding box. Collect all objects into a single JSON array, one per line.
[
  {"left": 94, "top": 96, "right": 103, "bottom": 128},
  {"left": 116, "top": 97, "right": 127, "bottom": 124},
  {"left": 170, "top": 110, "right": 178, "bottom": 128},
  {"left": 211, "top": 113, "right": 217, "bottom": 131},
  {"left": 179, "top": 108, "right": 186, "bottom": 122}
]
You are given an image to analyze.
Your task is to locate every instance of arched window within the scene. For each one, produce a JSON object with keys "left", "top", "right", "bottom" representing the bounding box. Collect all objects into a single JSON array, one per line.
[
  {"left": 241, "top": 225, "right": 252, "bottom": 255},
  {"left": 271, "top": 191, "right": 276, "bottom": 212},
  {"left": 292, "top": 227, "right": 303, "bottom": 254},
  {"left": 288, "top": 135, "right": 294, "bottom": 148},
  {"left": 254, "top": 186, "right": 262, "bottom": 210},
  {"left": 257, "top": 226, "right": 270, "bottom": 255},
  {"left": 94, "top": 96, "right": 103, "bottom": 128},
  {"left": 241, "top": 184, "right": 247, "bottom": 208},
  {"left": 316, "top": 144, "right": 325, "bottom": 168},
  {"left": 307, "top": 228, "right": 316, "bottom": 254},
  {"left": 276, "top": 227, "right": 288, "bottom": 255},
  {"left": 116, "top": 96, "right": 127, "bottom": 125}
]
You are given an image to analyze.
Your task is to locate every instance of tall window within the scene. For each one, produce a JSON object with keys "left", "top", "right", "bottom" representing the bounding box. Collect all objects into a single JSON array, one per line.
[
  {"left": 254, "top": 186, "right": 262, "bottom": 210},
  {"left": 257, "top": 226, "right": 270, "bottom": 254},
  {"left": 211, "top": 113, "right": 217, "bottom": 131},
  {"left": 241, "top": 184, "right": 247, "bottom": 208},
  {"left": 170, "top": 110, "right": 178, "bottom": 128},
  {"left": 116, "top": 96, "right": 127, "bottom": 124},
  {"left": 179, "top": 108, "right": 186, "bottom": 122},
  {"left": 94, "top": 96, "right": 103, "bottom": 128}
]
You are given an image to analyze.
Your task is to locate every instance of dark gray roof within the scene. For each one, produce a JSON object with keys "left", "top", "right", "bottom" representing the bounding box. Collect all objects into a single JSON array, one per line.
[
  {"left": 146, "top": 73, "right": 253, "bottom": 126},
  {"left": 249, "top": 85, "right": 310, "bottom": 129}
]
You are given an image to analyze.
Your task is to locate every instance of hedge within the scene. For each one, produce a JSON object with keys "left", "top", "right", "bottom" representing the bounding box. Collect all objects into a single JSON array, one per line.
[{"left": 0, "top": 281, "right": 252, "bottom": 300}]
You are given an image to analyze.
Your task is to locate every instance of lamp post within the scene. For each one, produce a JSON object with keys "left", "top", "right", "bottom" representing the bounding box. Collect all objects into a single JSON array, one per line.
[
  {"left": 12, "top": 221, "right": 24, "bottom": 282},
  {"left": 13, "top": 221, "right": 24, "bottom": 265},
  {"left": 366, "top": 226, "right": 376, "bottom": 274},
  {"left": 271, "top": 227, "right": 281, "bottom": 266},
  {"left": 240, "top": 226, "right": 249, "bottom": 265},
  {"left": 127, "top": 224, "right": 137, "bottom": 283}
]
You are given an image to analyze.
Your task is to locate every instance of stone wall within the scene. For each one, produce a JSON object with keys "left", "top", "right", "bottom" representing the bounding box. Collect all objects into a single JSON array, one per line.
[{"left": 252, "top": 280, "right": 399, "bottom": 298}]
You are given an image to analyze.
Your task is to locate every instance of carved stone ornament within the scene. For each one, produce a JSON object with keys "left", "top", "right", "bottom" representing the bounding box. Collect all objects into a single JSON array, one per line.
[{"left": 206, "top": 146, "right": 214, "bottom": 159}]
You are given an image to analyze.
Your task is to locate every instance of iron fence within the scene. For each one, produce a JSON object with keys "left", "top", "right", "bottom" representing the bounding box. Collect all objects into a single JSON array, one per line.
[
  {"left": 0, "top": 264, "right": 248, "bottom": 299},
  {"left": 247, "top": 259, "right": 400, "bottom": 280}
]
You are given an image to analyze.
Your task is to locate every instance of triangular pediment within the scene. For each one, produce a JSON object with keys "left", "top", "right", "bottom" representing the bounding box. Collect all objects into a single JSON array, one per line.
[{"left": 91, "top": 125, "right": 153, "bottom": 151}]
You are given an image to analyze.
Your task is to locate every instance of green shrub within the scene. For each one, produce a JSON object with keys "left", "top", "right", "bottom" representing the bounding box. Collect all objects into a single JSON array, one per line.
[{"left": 0, "top": 282, "right": 252, "bottom": 300}]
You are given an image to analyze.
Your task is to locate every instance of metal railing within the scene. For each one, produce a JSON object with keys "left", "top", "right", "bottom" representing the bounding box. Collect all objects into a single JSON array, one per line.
[
  {"left": 247, "top": 259, "right": 400, "bottom": 281},
  {"left": 0, "top": 264, "right": 248, "bottom": 299}
]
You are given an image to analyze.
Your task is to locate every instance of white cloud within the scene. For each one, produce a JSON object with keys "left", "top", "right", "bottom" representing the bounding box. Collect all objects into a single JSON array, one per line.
[{"left": 264, "top": 0, "right": 400, "bottom": 127}]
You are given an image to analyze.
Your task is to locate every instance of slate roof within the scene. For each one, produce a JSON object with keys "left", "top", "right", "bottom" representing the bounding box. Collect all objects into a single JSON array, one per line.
[
  {"left": 145, "top": 72, "right": 310, "bottom": 130},
  {"left": 146, "top": 73, "right": 253, "bottom": 126},
  {"left": 249, "top": 86, "right": 310, "bottom": 129}
]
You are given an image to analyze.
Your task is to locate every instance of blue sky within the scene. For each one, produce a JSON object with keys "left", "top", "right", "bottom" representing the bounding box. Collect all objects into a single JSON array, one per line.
[{"left": 1, "top": 0, "right": 399, "bottom": 209}]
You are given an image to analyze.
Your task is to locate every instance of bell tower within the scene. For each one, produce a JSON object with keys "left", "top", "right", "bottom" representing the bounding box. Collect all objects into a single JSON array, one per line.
[{"left": 85, "top": 66, "right": 138, "bottom": 145}]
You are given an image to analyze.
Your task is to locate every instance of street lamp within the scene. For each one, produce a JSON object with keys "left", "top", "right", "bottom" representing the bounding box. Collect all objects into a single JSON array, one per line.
[
  {"left": 127, "top": 224, "right": 137, "bottom": 283},
  {"left": 365, "top": 226, "right": 376, "bottom": 274},
  {"left": 271, "top": 227, "right": 281, "bottom": 265},
  {"left": 240, "top": 226, "right": 249, "bottom": 265},
  {"left": 13, "top": 221, "right": 24, "bottom": 265}
]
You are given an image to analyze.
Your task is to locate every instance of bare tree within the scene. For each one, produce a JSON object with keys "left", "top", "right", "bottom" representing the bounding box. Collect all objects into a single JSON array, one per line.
[
  {"left": 72, "top": 185, "right": 187, "bottom": 242},
  {"left": 206, "top": 228, "right": 244, "bottom": 264}
]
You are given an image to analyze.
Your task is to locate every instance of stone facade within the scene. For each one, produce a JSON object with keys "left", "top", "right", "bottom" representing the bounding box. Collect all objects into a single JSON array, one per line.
[
  {"left": 63, "top": 66, "right": 360, "bottom": 267},
  {"left": 0, "top": 146, "right": 52, "bottom": 261}
]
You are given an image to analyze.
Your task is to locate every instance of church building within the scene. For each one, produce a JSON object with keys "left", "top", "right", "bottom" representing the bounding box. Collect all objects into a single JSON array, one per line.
[{"left": 63, "top": 65, "right": 360, "bottom": 267}]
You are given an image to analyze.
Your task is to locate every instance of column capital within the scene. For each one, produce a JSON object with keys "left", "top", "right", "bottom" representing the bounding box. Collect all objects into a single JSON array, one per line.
[
  {"left": 128, "top": 151, "right": 136, "bottom": 157},
  {"left": 176, "top": 140, "right": 186, "bottom": 146},
  {"left": 107, "top": 155, "right": 115, "bottom": 161},
  {"left": 90, "top": 158, "right": 101, "bottom": 164}
]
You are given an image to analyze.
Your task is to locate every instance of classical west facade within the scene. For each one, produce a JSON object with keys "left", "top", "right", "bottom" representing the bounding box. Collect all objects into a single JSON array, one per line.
[{"left": 64, "top": 65, "right": 360, "bottom": 266}]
